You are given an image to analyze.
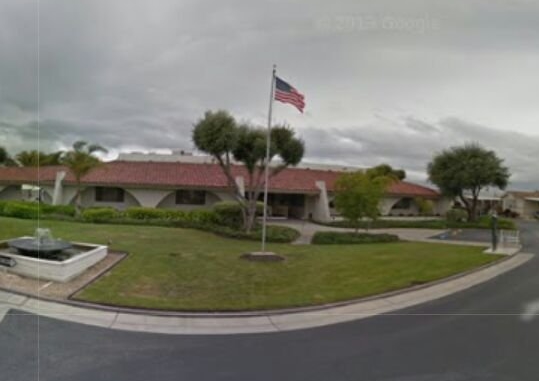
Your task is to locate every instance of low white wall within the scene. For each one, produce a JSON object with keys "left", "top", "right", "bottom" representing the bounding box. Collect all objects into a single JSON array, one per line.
[{"left": 0, "top": 239, "right": 108, "bottom": 283}]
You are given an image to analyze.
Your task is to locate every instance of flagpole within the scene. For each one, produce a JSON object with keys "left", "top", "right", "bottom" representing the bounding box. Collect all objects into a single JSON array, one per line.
[{"left": 261, "top": 64, "right": 276, "bottom": 253}]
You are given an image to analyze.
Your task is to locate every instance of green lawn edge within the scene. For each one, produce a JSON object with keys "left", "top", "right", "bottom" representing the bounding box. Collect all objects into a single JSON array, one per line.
[{"left": 0, "top": 217, "right": 501, "bottom": 311}]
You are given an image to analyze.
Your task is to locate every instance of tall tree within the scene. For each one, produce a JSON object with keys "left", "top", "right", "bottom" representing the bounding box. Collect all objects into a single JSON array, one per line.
[
  {"left": 62, "top": 141, "right": 107, "bottom": 214},
  {"left": 334, "top": 171, "right": 391, "bottom": 233},
  {"left": 367, "top": 164, "right": 406, "bottom": 181},
  {"left": 193, "top": 110, "right": 304, "bottom": 232},
  {"left": 15, "top": 150, "right": 63, "bottom": 167},
  {"left": 0, "top": 146, "right": 9, "bottom": 165},
  {"left": 427, "top": 143, "right": 510, "bottom": 221},
  {"left": 0, "top": 147, "right": 17, "bottom": 166}
]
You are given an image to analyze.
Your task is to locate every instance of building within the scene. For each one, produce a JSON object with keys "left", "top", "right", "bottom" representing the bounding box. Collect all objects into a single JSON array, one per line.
[
  {"left": 501, "top": 191, "right": 539, "bottom": 218},
  {"left": 0, "top": 160, "right": 451, "bottom": 221}
]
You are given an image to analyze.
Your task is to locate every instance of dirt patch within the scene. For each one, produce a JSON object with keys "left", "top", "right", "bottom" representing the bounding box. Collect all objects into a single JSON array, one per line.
[{"left": 0, "top": 251, "right": 127, "bottom": 300}]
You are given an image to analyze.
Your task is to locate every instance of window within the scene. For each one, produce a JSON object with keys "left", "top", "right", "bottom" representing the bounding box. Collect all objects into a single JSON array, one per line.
[
  {"left": 392, "top": 197, "right": 412, "bottom": 210},
  {"left": 95, "top": 187, "right": 125, "bottom": 202},
  {"left": 175, "top": 190, "right": 206, "bottom": 205}
]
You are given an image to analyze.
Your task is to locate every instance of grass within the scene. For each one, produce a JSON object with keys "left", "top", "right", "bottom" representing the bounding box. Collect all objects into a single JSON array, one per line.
[{"left": 0, "top": 217, "right": 502, "bottom": 311}]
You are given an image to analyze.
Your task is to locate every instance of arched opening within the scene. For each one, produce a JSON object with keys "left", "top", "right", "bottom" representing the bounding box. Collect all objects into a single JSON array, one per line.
[
  {"left": 389, "top": 197, "right": 419, "bottom": 216},
  {"left": 0, "top": 185, "right": 22, "bottom": 201},
  {"left": 68, "top": 186, "right": 141, "bottom": 210},
  {"left": 156, "top": 189, "right": 222, "bottom": 210}
]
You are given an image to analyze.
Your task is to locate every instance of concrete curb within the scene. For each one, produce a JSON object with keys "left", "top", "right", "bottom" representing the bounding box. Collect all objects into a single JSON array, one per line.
[{"left": 0, "top": 252, "right": 533, "bottom": 335}]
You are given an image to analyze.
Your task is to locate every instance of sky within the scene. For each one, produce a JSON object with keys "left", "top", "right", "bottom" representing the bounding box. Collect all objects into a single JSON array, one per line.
[{"left": 1, "top": 0, "right": 539, "bottom": 189}]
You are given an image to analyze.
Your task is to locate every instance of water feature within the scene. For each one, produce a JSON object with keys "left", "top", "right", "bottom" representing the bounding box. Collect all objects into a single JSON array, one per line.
[
  {"left": 8, "top": 228, "right": 73, "bottom": 259},
  {"left": 0, "top": 228, "right": 108, "bottom": 282}
]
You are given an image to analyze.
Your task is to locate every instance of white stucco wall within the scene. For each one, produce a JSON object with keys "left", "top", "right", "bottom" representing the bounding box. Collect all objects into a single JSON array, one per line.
[
  {"left": 75, "top": 187, "right": 140, "bottom": 210},
  {"left": 311, "top": 181, "right": 331, "bottom": 221},
  {"left": 156, "top": 190, "right": 223, "bottom": 210}
]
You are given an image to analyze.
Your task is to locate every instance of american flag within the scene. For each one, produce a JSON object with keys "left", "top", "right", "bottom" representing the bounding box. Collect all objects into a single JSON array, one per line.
[{"left": 274, "top": 76, "right": 305, "bottom": 113}]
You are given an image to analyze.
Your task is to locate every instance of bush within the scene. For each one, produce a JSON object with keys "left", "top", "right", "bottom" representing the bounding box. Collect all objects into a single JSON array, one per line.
[
  {"left": 204, "top": 224, "right": 300, "bottom": 243},
  {"left": 82, "top": 207, "right": 120, "bottom": 222},
  {"left": 312, "top": 231, "right": 399, "bottom": 245},
  {"left": 3, "top": 202, "right": 39, "bottom": 219},
  {"left": 415, "top": 197, "right": 434, "bottom": 216},
  {"left": 212, "top": 201, "right": 244, "bottom": 228},
  {"left": 40, "top": 204, "right": 76, "bottom": 217},
  {"left": 445, "top": 209, "right": 468, "bottom": 222},
  {"left": 124, "top": 207, "right": 169, "bottom": 220},
  {"left": 184, "top": 209, "right": 219, "bottom": 225},
  {"left": 212, "top": 201, "right": 265, "bottom": 228}
]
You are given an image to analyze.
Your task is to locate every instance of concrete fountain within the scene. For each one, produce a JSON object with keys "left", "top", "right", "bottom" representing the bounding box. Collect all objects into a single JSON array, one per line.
[{"left": 0, "top": 228, "right": 107, "bottom": 282}]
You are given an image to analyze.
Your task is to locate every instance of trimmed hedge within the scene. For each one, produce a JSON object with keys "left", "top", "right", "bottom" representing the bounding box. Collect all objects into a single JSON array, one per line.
[
  {"left": 0, "top": 200, "right": 299, "bottom": 243},
  {"left": 3, "top": 202, "right": 39, "bottom": 219},
  {"left": 124, "top": 207, "right": 170, "bottom": 220},
  {"left": 312, "top": 231, "right": 400, "bottom": 245},
  {"left": 82, "top": 207, "right": 120, "bottom": 222},
  {"left": 0, "top": 201, "right": 75, "bottom": 219},
  {"left": 212, "top": 201, "right": 264, "bottom": 229},
  {"left": 445, "top": 209, "right": 467, "bottom": 222},
  {"left": 318, "top": 216, "right": 516, "bottom": 230}
]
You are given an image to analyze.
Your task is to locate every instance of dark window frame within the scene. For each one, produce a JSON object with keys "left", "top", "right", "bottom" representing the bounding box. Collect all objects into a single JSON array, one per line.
[
  {"left": 95, "top": 187, "right": 125, "bottom": 203},
  {"left": 392, "top": 197, "right": 412, "bottom": 210},
  {"left": 175, "top": 190, "right": 206, "bottom": 205}
]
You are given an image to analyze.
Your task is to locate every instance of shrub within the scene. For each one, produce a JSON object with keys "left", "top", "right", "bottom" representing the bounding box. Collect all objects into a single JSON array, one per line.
[
  {"left": 124, "top": 207, "right": 169, "bottom": 220},
  {"left": 3, "top": 202, "right": 39, "bottom": 219},
  {"left": 204, "top": 224, "right": 300, "bottom": 243},
  {"left": 185, "top": 209, "right": 219, "bottom": 225},
  {"left": 312, "top": 231, "right": 399, "bottom": 244},
  {"left": 82, "top": 207, "right": 120, "bottom": 222},
  {"left": 212, "top": 201, "right": 265, "bottom": 228},
  {"left": 212, "top": 201, "right": 244, "bottom": 228},
  {"left": 415, "top": 197, "right": 434, "bottom": 216},
  {"left": 163, "top": 209, "right": 188, "bottom": 220},
  {"left": 40, "top": 204, "right": 76, "bottom": 217},
  {"left": 445, "top": 209, "right": 467, "bottom": 222}
]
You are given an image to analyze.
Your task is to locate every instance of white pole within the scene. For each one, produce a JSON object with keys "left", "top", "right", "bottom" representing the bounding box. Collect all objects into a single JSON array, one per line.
[{"left": 261, "top": 64, "right": 276, "bottom": 253}]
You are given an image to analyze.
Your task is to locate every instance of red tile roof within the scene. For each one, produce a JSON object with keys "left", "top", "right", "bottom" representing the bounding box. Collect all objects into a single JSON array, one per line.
[{"left": 0, "top": 161, "right": 440, "bottom": 198}]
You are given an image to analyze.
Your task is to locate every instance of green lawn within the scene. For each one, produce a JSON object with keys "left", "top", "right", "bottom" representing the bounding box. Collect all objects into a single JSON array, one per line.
[{"left": 0, "top": 217, "right": 501, "bottom": 311}]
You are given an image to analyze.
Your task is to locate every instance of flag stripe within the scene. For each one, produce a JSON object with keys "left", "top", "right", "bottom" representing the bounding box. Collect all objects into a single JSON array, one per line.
[{"left": 274, "top": 76, "right": 305, "bottom": 112}]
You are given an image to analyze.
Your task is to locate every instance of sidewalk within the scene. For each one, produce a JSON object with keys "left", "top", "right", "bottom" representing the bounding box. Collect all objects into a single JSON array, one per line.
[{"left": 0, "top": 252, "right": 532, "bottom": 335}]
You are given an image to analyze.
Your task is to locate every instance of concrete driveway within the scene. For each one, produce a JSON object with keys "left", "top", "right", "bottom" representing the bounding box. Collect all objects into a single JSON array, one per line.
[
  {"left": 269, "top": 219, "right": 446, "bottom": 244},
  {"left": 2, "top": 221, "right": 539, "bottom": 380}
]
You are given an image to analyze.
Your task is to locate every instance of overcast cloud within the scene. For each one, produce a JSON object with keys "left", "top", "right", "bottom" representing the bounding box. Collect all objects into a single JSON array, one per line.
[{"left": 1, "top": 0, "right": 539, "bottom": 188}]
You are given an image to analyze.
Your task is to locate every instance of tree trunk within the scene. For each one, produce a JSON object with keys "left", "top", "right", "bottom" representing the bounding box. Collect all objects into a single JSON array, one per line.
[
  {"left": 244, "top": 198, "right": 258, "bottom": 233},
  {"left": 469, "top": 197, "right": 479, "bottom": 222},
  {"left": 75, "top": 182, "right": 82, "bottom": 217}
]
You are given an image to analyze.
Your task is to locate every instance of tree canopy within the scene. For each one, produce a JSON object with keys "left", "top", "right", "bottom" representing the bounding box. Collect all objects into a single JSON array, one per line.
[
  {"left": 16, "top": 150, "right": 63, "bottom": 167},
  {"left": 427, "top": 143, "right": 510, "bottom": 221},
  {"left": 193, "top": 110, "right": 304, "bottom": 231},
  {"left": 366, "top": 164, "right": 406, "bottom": 181},
  {"left": 334, "top": 171, "right": 392, "bottom": 232},
  {"left": 62, "top": 141, "right": 107, "bottom": 214}
]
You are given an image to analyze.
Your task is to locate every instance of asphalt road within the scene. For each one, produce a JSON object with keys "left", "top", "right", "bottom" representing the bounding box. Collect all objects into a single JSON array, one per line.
[{"left": 2, "top": 222, "right": 539, "bottom": 381}]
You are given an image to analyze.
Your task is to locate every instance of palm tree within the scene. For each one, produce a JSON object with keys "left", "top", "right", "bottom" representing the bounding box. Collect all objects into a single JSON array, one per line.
[
  {"left": 62, "top": 141, "right": 107, "bottom": 214},
  {"left": 0, "top": 146, "right": 9, "bottom": 165},
  {"left": 0, "top": 146, "right": 17, "bottom": 167},
  {"left": 16, "top": 150, "right": 64, "bottom": 166}
]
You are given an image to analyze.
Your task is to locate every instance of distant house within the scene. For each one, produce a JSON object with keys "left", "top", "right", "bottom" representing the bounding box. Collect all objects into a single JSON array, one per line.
[
  {"left": 501, "top": 191, "right": 539, "bottom": 218},
  {"left": 0, "top": 159, "right": 451, "bottom": 222}
]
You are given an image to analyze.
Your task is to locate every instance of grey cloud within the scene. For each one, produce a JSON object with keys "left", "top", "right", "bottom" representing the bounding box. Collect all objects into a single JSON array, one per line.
[{"left": 2, "top": 0, "right": 539, "bottom": 189}]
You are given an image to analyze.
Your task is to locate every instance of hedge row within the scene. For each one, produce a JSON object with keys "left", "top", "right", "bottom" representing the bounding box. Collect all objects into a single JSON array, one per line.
[
  {"left": 0, "top": 201, "right": 299, "bottom": 243},
  {"left": 312, "top": 232, "right": 400, "bottom": 245},
  {"left": 319, "top": 215, "right": 516, "bottom": 231},
  {"left": 0, "top": 200, "right": 76, "bottom": 219}
]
